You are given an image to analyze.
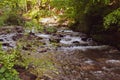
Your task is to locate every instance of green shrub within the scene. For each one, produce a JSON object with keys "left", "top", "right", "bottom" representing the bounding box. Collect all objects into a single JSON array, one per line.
[
  {"left": 104, "top": 8, "right": 120, "bottom": 30},
  {"left": 0, "top": 47, "right": 20, "bottom": 80},
  {"left": 0, "top": 10, "right": 9, "bottom": 26},
  {"left": 0, "top": 12, "right": 24, "bottom": 26},
  {"left": 25, "top": 19, "right": 44, "bottom": 32},
  {"left": 5, "top": 13, "right": 24, "bottom": 25}
]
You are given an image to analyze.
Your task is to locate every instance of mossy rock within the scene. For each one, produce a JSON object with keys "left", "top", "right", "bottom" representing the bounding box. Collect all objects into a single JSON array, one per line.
[{"left": 45, "top": 27, "right": 57, "bottom": 34}]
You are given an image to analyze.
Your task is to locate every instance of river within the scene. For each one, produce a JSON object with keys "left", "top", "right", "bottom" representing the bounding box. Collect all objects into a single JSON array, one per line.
[{"left": 0, "top": 26, "right": 120, "bottom": 80}]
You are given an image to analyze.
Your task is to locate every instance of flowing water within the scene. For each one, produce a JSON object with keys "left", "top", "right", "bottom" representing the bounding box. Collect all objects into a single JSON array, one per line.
[
  {"left": 1, "top": 27, "right": 120, "bottom": 80},
  {"left": 32, "top": 28, "right": 120, "bottom": 80}
]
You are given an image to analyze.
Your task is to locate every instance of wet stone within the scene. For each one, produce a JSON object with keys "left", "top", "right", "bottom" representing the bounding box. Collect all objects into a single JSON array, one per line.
[
  {"left": 38, "top": 48, "right": 48, "bottom": 53},
  {"left": 15, "top": 26, "right": 24, "bottom": 33},
  {"left": 39, "top": 75, "right": 51, "bottom": 80},
  {"left": 2, "top": 43, "right": 10, "bottom": 46},
  {"left": 50, "top": 37, "right": 61, "bottom": 43},
  {"left": 58, "top": 34, "right": 64, "bottom": 37},
  {"left": 15, "top": 66, "right": 37, "bottom": 80},
  {"left": 12, "top": 33, "right": 23, "bottom": 41},
  {"left": 36, "top": 37, "right": 43, "bottom": 40},
  {"left": 0, "top": 39, "right": 4, "bottom": 41},
  {"left": 81, "top": 37, "right": 88, "bottom": 41},
  {"left": 29, "top": 32, "right": 35, "bottom": 36},
  {"left": 72, "top": 41, "right": 80, "bottom": 44}
]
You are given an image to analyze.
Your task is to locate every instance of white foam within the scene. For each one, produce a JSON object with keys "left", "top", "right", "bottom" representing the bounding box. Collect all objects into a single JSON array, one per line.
[
  {"left": 35, "top": 33, "right": 51, "bottom": 38},
  {"left": 84, "top": 59, "right": 94, "bottom": 65},
  {"left": 60, "top": 35, "right": 87, "bottom": 45},
  {"left": 60, "top": 45, "right": 108, "bottom": 51},
  {"left": 106, "top": 60, "right": 120, "bottom": 64},
  {"left": 63, "top": 30, "right": 73, "bottom": 33}
]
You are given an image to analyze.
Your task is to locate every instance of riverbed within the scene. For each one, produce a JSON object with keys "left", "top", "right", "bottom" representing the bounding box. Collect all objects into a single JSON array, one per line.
[{"left": 0, "top": 26, "right": 120, "bottom": 80}]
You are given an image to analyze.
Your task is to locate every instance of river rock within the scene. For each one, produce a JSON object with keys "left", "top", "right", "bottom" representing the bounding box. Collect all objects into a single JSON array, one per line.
[
  {"left": 2, "top": 42, "right": 10, "bottom": 46},
  {"left": 58, "top": 34, "right": 64, "bottom": 37},
  {"left": 38, "top": 48, "right": 48, "bottom": 53},
  {"left": 53, "top": 33, "right": 64, "bottom": 37},
  {"left": 72, "top": 41, "right": 80, "bottom": 44},
  {"left": 72, "top": 41, "right": 80, "bottom": 46},
  {"left": 39, "top": 75, "right": 51, "bottom": 80},
  {"left": 12, "top": 33, "right": 23, "bottom": 41},
  {"left": 14, "top": 65, "right": 37, "bottom": 80},
  {"left": 50, "top": 36, "right": 61, "bottom": 43},
  {"left": 15, "top": 26, "right": 24, "bottom": 33},
  {"left": 0, "top": 38, "right": 4, "bottom": 41},
  {"left": 22, "top": 44, "right": 32, "bottom": 50},
  {"left": 29, "top": 31, "right": 35, "bottom": 36},
  {"left": 81, "top": 37, "right": 88, "bottom": 41}
]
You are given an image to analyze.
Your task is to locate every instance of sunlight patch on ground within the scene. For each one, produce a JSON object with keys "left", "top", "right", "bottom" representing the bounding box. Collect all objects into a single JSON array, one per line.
[{"left": 40, "top": 17, "right": 57, "bottom": 24}]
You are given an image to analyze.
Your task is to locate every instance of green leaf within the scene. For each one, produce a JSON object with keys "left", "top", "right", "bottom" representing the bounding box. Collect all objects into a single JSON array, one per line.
[
  {"left": 1, "top": 78, "right": 6, "bottom": 80},
  {"left": 0, "top": 67, "right": 6, "bottom": 73}
]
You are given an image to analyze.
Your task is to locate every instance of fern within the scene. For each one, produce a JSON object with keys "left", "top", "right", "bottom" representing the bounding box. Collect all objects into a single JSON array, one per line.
[{"left": 104, "top": 8, "right": 120, "bottom": 29}]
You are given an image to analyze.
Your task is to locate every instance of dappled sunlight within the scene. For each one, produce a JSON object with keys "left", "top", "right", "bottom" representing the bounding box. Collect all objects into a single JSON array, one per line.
[{"left": 40, "top": 17, "right": 58, "bottom": 24}]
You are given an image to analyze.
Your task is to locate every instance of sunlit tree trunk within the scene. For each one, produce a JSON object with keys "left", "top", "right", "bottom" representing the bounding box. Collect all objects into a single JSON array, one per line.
[
  {"left": 37, "top": 0, "right": 40, "bottom": 6},
  {"left": 25, "top": 0, "right": 27, "bottom": 12}
]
